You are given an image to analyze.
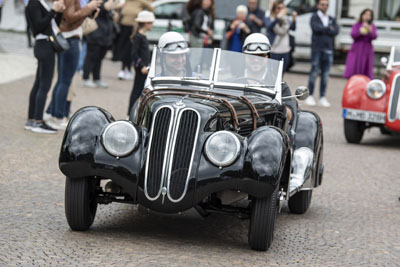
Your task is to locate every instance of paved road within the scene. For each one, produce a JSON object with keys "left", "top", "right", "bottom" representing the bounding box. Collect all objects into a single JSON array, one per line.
[{"left": 1, "top": 33, "right": 400, "bottom": 266}]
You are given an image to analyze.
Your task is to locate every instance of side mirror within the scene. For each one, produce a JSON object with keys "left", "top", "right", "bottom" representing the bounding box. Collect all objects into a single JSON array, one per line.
[
  {"left": 295, "top": 86, "right": 309, "bottom": 100},
  {"left": 381, "top": 57, "right": 388, "bottom": 66}
]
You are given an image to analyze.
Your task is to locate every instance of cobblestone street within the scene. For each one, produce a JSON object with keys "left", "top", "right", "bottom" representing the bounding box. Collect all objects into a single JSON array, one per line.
[{"left": 1, "top": 32, "right": 400, "bottom": 266}]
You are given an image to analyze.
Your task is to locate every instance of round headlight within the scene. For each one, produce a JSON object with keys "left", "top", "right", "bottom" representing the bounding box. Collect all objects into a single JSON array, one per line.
[
  {"left": 366, "top": 80, "right": 386, "bottom": 99},
  {"left": 205, "top": 131, "right": 241, "bottom": 167},
  {"left": 102, "top": 121, "right": 138, "bottom": 157}
]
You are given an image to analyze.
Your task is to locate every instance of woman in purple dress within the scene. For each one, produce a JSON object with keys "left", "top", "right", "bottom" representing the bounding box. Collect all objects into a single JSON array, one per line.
[{"left": 344, "top": 9, "right": 377, "bottom": 79}]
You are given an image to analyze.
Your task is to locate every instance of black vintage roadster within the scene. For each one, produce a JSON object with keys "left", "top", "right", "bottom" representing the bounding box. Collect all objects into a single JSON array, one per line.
[{"left": 60, "top": 48, "right": 324, "bottom": 251}]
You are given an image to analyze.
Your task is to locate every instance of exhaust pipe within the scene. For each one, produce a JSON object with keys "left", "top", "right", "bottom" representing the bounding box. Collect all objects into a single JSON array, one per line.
[{"left": 105, "top": 181, "right": 121, "bottom": 194}]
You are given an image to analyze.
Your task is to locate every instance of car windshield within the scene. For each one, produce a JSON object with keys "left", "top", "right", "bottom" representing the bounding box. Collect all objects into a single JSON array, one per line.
[
  {"left": 149, "top": 47, "right": 283, "bottom": 97},
  {"left": 216, "top": 50, "right": 280, "bottom": 89},
  {"left": 153, "top": 47, "right": 214, "bottom": 80}
]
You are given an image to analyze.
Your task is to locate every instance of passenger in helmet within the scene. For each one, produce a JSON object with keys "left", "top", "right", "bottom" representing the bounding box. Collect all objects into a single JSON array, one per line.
[
  {"left": 157, "top": 32, "right": 192, "bottom": 77},
  {"left": 243, "top": 33, "right": 314, "bottom": 192},
  {"left": 242, "top": 33, "right": 296, "bottom": 124}
]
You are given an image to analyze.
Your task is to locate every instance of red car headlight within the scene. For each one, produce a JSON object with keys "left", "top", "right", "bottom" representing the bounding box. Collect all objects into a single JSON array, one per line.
[{"left": 366, "top": 80, "right": 386, "bottom": 100}]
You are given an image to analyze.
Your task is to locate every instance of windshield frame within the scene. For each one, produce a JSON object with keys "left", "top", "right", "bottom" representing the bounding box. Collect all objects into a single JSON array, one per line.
[
  {"left": 147, "top": 48, "right": 284, "bottom": 102},
  {"left": 387, "top": 46, "right": 400, "bottom": 69}
]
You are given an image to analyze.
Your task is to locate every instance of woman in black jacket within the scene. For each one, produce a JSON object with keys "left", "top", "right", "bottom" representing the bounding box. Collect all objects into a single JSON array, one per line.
[
  {"left": 24, "top": 0, "right": 65, "bottom": 134},
  {"left": 127, "top": 10, "right": 155, "bottom": 115},
  {"left": 82, "top": 0, "right": 118, "bottom": 88},
  {"left": 187, "top": 0, "right": 215, "bottom": 48}
]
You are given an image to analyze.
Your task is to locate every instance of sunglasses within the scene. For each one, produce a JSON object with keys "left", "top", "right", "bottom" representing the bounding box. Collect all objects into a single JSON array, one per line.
[
  {"left": 162, "top": 41, "right": 188, "bottom": 52},
  {"left": 244, "top": 43, "right": 271, "bottom": 53}
]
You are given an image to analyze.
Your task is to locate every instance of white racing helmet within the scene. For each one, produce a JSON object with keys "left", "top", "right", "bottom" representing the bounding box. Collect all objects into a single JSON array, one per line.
[
  {"left": 242, "top": 33, "right": 272, "bottom": 55},
  {"left": 158, "top": 31, "right": 189, "bottom": 54}
]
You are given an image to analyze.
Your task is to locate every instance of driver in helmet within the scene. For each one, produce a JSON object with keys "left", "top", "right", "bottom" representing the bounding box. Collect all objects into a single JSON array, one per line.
[
  {"left": 242, "top": 33, "right": 296, "bottom": 125},
  {"left": 157, "top": 31, "right": 192, "bottom": 77}
]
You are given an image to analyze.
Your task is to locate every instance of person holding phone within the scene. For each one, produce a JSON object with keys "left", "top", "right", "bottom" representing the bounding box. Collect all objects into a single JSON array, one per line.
[
  {"left": 226, "top": 5, "right": 251, "bottom": 52},
  {"left": 45, "top": 0, "right": 102, "bottom": 130},
  {"left": 265, "top": 0, "right": 296, "bottom": 74},
  {"left": 344, "top": 9, "right": 377, "bottom": 80},
  {"left": 24, "top": 0, "right": 65, "bottom": 133}
]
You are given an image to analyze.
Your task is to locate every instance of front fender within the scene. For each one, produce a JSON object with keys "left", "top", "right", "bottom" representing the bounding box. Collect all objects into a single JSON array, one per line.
[
  {"left": 59, "top": 106, "right": 114, "bottom": 168},
  {"left": 244, "top": 126, "right": 289, "bottom": 189},
  {"left": 194, "top": 126, "right": 289, "bottom": 203},
  {"left": 342, "top": 74, "right": 386, "bottom": 112},
  {"left": 59, "top": 106, "right": 144, "bottom": 200}
]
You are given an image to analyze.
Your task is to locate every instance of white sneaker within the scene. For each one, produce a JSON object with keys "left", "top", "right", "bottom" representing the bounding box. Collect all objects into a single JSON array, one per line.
[
  {"left": 118, "top": 70, "right": 125, "bottom": 80},
  {"left": 304, "top": 95, "right": 316, "bottom": 106},
  {"left": 95, "top": 80, "right": 108, "bottom": 88},
  {"left": 124, "top": 71, "right": 134, "bottom": 80},
  {"left": 318, "top": 97, "right": 331, "bottom": 107},
  {"left": 61, "top": 117, "right": 69, "bottom": 128},
  {"left": 47, "top": 117, "right": 67, "bottom": 130},
  {"left": 82, "top": 79, "right": 97, "bottom": 88},
  {"left": 43, "top": 112, "right": 52, "bottom": 122},
  {"left": 24, "top": 119, "right": 35, "bottom": 130},
  {"left": 31, "top": 121, "right": 57, "bottom": 134}
]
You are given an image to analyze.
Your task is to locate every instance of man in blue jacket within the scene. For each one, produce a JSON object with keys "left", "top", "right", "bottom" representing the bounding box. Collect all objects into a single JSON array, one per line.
[{"left": 305, "top": 0, "right": 338, "bottom": 107}]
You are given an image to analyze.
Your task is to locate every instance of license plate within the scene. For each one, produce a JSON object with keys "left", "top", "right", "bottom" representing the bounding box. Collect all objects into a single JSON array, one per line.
[{"left": 343, "top": 109, "right": 386, "bottom": 124}]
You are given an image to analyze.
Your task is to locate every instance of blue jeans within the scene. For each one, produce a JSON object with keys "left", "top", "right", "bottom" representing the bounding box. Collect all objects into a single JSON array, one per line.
[
  {"left": 76, "top": 41, "right": 87, "bottom": 72},
  {"left": 46, "top": 38, "right": 80, "bottom": 119},
  {"left": 307, "top": 50, "right": 333, "bottom": 97}
]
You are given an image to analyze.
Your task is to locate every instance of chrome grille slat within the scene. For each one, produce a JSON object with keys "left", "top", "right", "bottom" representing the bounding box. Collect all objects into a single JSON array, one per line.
[
  {"left": 145, "top": 107, "right": 172, "bottom": 199},
  {"left": 168, "top": 110, "right": 199, "bottom": 200}
]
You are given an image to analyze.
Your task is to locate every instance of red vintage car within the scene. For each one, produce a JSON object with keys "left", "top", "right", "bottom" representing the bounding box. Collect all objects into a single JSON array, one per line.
[{"left": 342, "top": 46, "right": 400, "bottom": 143}]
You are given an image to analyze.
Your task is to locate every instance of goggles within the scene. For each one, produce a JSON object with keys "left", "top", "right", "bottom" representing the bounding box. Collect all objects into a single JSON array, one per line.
[
  {"left": 243, "top": 43, "right": 271, "bottom": 53},
  {"left": 161, "top": 41, "right": 188, "bottom": 53}
]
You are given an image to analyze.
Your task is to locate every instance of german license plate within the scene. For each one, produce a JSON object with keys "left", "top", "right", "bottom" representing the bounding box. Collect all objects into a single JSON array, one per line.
[{"left": 343, "top": 108, "right": 386, "bottom": 124}]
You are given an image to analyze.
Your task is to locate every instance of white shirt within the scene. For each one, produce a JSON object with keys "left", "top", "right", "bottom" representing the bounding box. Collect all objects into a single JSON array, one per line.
[
  {"left": 61, "top": 27, "right": 83, "bottom": 39},
  {"left": 317, "top": 10, "right": 329, "bottom": 27}
]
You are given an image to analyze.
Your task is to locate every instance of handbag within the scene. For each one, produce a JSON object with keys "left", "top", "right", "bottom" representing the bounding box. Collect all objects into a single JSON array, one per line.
[
  {"left": 49, "top": 32, "right": 69, "bottom": 53},
  {"left": 82, "top": 17, "right": 98, "bottom": 36},
  {"left": 49, "top": 32, "right": 70, "bottom": 53}
]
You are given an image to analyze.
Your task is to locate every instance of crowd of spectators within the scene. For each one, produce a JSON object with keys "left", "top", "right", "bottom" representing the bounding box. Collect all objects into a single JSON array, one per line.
[{"left": 13, "top": 0, "right": 380, "bottom": 133}]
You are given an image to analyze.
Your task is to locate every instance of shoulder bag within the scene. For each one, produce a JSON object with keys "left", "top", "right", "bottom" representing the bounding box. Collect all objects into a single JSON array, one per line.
[
  {"left": 49, "top": 31, "right": 70, "bottom": 53},
  {"left": 82, "top": 17, "right": 98, "bottom": 36}
]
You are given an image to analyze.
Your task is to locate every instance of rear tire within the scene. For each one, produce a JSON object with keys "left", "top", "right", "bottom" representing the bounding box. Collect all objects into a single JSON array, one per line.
[
  {"left": 65, "top": 177, "right": 98, "bottom": 231},
  {"left": 344, "top": 119, "right": 364, "bottom": 144},
  {"left": 288, "top": 190, "right": 312, "bottom": 214},
  {"left": 380, "top": 127, "right": 391, "bottom": 135},
  {"left": 248, "top": 185, "right": 279, "bottom": 251}
]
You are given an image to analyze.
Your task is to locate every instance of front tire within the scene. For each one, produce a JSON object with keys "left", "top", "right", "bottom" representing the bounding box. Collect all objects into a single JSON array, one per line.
[
  {"left": 344, "top": 119, "right": 364, "bottom": 144},
  {"left": 288, "top": 190, "right": 312, "bottom": 214},
  {"left": 65, "top": 177, "right": 98, "bottom": 231},
  {"left": 248, "top": 185, "right": 279, "bottom": 251}
]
